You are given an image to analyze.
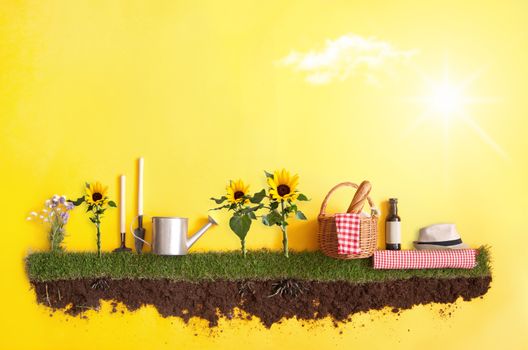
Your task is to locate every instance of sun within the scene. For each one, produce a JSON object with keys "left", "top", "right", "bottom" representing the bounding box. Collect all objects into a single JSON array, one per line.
[
  {"left": 429, "top": 83, "right": 464, "bottom": 117},
  {"left": 418, "top": 65, "right": 470, "bottom": 121},
  {"left": 404, "top": 62, "right": 506, "bottom": 159}
]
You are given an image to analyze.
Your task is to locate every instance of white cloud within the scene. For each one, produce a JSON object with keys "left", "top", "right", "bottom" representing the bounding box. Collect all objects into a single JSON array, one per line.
[{"left": 277, "top": 34, "right": 418, "bottom": 85}]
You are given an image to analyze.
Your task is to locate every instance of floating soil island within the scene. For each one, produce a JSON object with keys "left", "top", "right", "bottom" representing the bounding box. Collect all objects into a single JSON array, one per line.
[{"left": 26, "top": 249, "right": 492, "bottom": 328}]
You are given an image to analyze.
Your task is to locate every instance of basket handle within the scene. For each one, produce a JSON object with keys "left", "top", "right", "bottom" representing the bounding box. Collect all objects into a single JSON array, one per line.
[{"left": 319, "top": 182, "right": 377, "bottom": 217}]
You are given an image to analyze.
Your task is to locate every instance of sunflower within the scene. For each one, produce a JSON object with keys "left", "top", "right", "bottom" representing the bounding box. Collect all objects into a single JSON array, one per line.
[
  {"left": 226, "top": 179, "right": 250, "bottom": 204},
  {"left": 267, "top": 169, "right": 299, "bottom": 201},
  {"left": 85, "top": 182, "right": 108, "bottom": 206}
]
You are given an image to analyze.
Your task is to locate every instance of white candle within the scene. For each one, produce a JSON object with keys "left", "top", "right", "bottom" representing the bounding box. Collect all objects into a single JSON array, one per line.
[
  {"left": 138, "top": 157, "right": 144, "bottom": 216},
  {"left": 120, "top": 175, "right": 126, "bottom": 233}
]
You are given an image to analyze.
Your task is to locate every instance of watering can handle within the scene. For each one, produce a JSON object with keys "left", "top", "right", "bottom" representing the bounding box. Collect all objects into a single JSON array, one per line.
[{"left": 130, "top": 216, "right": 151, "bottom": 246}]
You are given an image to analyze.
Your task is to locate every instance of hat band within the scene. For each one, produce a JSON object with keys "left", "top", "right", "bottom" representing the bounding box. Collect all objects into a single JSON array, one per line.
[{"left": 415, "top": 238, "right": 463, "bottom": 246}]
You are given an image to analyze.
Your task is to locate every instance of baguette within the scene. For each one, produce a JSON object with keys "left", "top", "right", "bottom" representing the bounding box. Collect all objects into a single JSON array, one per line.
[{"left": 347, "top": 180, "right": 372, "bottom": 213}]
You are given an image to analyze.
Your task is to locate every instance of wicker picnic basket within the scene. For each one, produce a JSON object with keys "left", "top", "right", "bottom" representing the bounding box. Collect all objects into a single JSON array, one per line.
[{"left": 318, "top": 182, "right": 378, "bottom": 259}]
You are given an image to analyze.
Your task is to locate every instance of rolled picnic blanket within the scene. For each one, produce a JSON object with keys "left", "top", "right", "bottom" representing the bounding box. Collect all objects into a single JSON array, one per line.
[{"left": 373, "top": 249, "right": 477, "bottom": 269}]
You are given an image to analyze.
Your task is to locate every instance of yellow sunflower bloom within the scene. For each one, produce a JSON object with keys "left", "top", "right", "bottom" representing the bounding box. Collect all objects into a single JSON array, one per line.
[
  {"left": 226, "top": 179, "right": 250, "bottom": 204},
  {"left": 267, "top": 169, "right": 299, "bottom": 201},
  {"left": 85, "top": 182, "right": 108, "bottom": 206}
]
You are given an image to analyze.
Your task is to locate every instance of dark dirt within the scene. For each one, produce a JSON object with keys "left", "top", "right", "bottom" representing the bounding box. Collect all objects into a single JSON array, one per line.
[{"left": 31, "top": 276, "right": 491, "bottom": 328}]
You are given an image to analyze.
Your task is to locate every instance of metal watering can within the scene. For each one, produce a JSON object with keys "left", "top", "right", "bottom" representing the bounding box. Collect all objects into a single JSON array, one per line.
[{"left": 150, "top": 216, "right": 217, "bottom": 255}]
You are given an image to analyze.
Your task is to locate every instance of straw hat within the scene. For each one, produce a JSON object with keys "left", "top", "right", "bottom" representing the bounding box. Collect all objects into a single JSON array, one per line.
[{"left": 413, "top": 223, "right": 469, "bottom": 250}]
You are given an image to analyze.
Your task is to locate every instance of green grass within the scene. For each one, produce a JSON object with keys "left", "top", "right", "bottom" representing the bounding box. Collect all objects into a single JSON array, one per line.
[{"left": 26, "top": 247, "right": 491, "bottom": 283}]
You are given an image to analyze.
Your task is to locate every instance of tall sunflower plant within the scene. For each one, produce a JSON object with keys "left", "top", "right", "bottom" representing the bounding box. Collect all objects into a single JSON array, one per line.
[
  {"left": 210, "top": 180, "right": 266, "bottom": 257},
  {"left": 72, "top": 182, "right": 116, "bottom": 257},
  {"left": 262, "top": 169, "right": 309, "bottom": 258}
]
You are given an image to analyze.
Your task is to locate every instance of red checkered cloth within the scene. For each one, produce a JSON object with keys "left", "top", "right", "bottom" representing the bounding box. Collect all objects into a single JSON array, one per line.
[
  {"left": 335, "top": 213, "right": 361, "bottom": 255},
  {"left": 373, "top": 249, "right": 477, "bottom": 269}
]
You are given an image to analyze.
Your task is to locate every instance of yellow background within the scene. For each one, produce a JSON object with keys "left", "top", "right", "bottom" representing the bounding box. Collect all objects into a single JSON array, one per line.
[{"left": 1, "top": 0, "right": 527, "bottom": 349}]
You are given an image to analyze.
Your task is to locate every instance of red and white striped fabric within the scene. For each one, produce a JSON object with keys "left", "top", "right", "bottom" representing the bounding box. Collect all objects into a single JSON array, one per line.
[
  {"left": 373, "top": 249, "right": 477, "bottom": 269},
  {"left": 335, "top": 213, "right": 361, "bottom": 255}
]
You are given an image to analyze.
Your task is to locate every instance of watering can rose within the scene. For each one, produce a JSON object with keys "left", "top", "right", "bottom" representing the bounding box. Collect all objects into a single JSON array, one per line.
[{"left": 210, "top": 179, "right": 266, "bottom": 257}]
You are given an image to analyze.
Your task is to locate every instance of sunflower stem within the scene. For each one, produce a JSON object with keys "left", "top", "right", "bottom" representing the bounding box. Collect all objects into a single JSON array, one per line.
[
  {"left": 96, "top": 221, "right": 101, "bottom": 258},
  {"left": 280, "top": 200, "right": 289, "bottom": 258},
  {"left": 241, "top": 239, "right": 246, "bottom": 258},
  {"left": 281, "top": 226, "right": 288, "bottom": 258}
]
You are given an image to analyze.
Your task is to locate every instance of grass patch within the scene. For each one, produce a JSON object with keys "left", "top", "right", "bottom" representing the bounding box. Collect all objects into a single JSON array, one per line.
[{"left": 26, "top": 247, "right": 491, "bottom": 283}]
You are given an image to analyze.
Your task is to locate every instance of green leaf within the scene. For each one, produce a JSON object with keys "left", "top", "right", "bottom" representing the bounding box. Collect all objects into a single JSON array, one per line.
[
  {"left": 240, "top": 205, "right": 262, "bottom": 215},
  {"left": 89, "top": 217, "right": 96, "bottom": 223},
  {"left": 264, "top": 171, "right": 274, "bottom": 179},
  {"left": 297, "top": 193, "right": 309, "bottom": 201},
  {"left": 71, "top": 197, "right": 85, "bottom": 206},
  {"left": 295, "top": 210, "right": 307, "bottom": 220},
  {"left": 108, "top": 201, "right": 117, "bottom": 208},
  {"left": 210, "top": 196, "right": 227, "bottom": 204},
  {"left": 210, "top": 204, "right": 230, "bottom": 211},
  {"left": 263, "top": 210, "right": 282, "bottom": 226},
  {"left": 229, "top": 214, "right": 252, "bottom": 240},
  {"left": 270, "top": 201, "right": 279, "bottom": 210},
  {"left": 249, "top": 189, "right": 266, "bottom": 204},
  {"left": 248, "top": 211, "right": 257, "bottom": 220}
]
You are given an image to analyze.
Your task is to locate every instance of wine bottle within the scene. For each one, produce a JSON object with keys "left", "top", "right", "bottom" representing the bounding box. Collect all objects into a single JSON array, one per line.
[{"left": 385, "top": 198, "right": 401, "bottom": 250}]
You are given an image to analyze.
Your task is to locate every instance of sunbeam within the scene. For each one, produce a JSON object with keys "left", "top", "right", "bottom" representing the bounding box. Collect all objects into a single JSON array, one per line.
[
  {"left": 458, "top": 112, "right": 509, "bottom": 159},
  {"left": 407, "top": 62, "right": 505, "bottom": 159}
]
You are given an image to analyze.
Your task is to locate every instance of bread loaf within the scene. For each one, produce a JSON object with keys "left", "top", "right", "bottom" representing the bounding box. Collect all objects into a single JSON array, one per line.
[{"left": 347, "top": 180, "right": 372, "bottom": 213}]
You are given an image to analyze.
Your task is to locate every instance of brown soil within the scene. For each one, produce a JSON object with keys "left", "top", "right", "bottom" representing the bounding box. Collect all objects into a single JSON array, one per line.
[{"left": 31, "top": 276, "right": 491, "bottom": 328}]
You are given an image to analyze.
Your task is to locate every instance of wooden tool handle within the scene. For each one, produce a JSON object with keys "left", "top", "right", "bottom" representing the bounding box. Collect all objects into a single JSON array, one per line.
[{"left": 347, "top": 180, "right": 372, "bottom": 213}]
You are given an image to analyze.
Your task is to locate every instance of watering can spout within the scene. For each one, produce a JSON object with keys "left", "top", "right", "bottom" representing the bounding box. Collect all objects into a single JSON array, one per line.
[{"left": 186, "top": 215, "right": 218, "bottom": 249}]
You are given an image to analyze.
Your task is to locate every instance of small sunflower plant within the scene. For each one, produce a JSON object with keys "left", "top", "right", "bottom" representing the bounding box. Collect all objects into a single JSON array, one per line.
[
  {"left": 262, "top": 169, "right": 309, "bottom": 258},
  {"left": 27, "top": 195, "right": 75, "bottom": 252},
  {"left": 72, "top": 182, "right": 116, "bottom": 257},
  {"left": 210, "top": 179, "right": 266, "bottom": 257}
]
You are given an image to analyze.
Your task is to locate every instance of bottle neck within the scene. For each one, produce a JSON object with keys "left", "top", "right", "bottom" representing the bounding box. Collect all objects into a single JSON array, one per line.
[{"left": 389, "top": 202, "right": 398, "bottom": 216}]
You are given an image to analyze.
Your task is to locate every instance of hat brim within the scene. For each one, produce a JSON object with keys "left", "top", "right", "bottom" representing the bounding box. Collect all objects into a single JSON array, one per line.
[{"left": 413, "top": 241, "right": 469, "bottom": 250}]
